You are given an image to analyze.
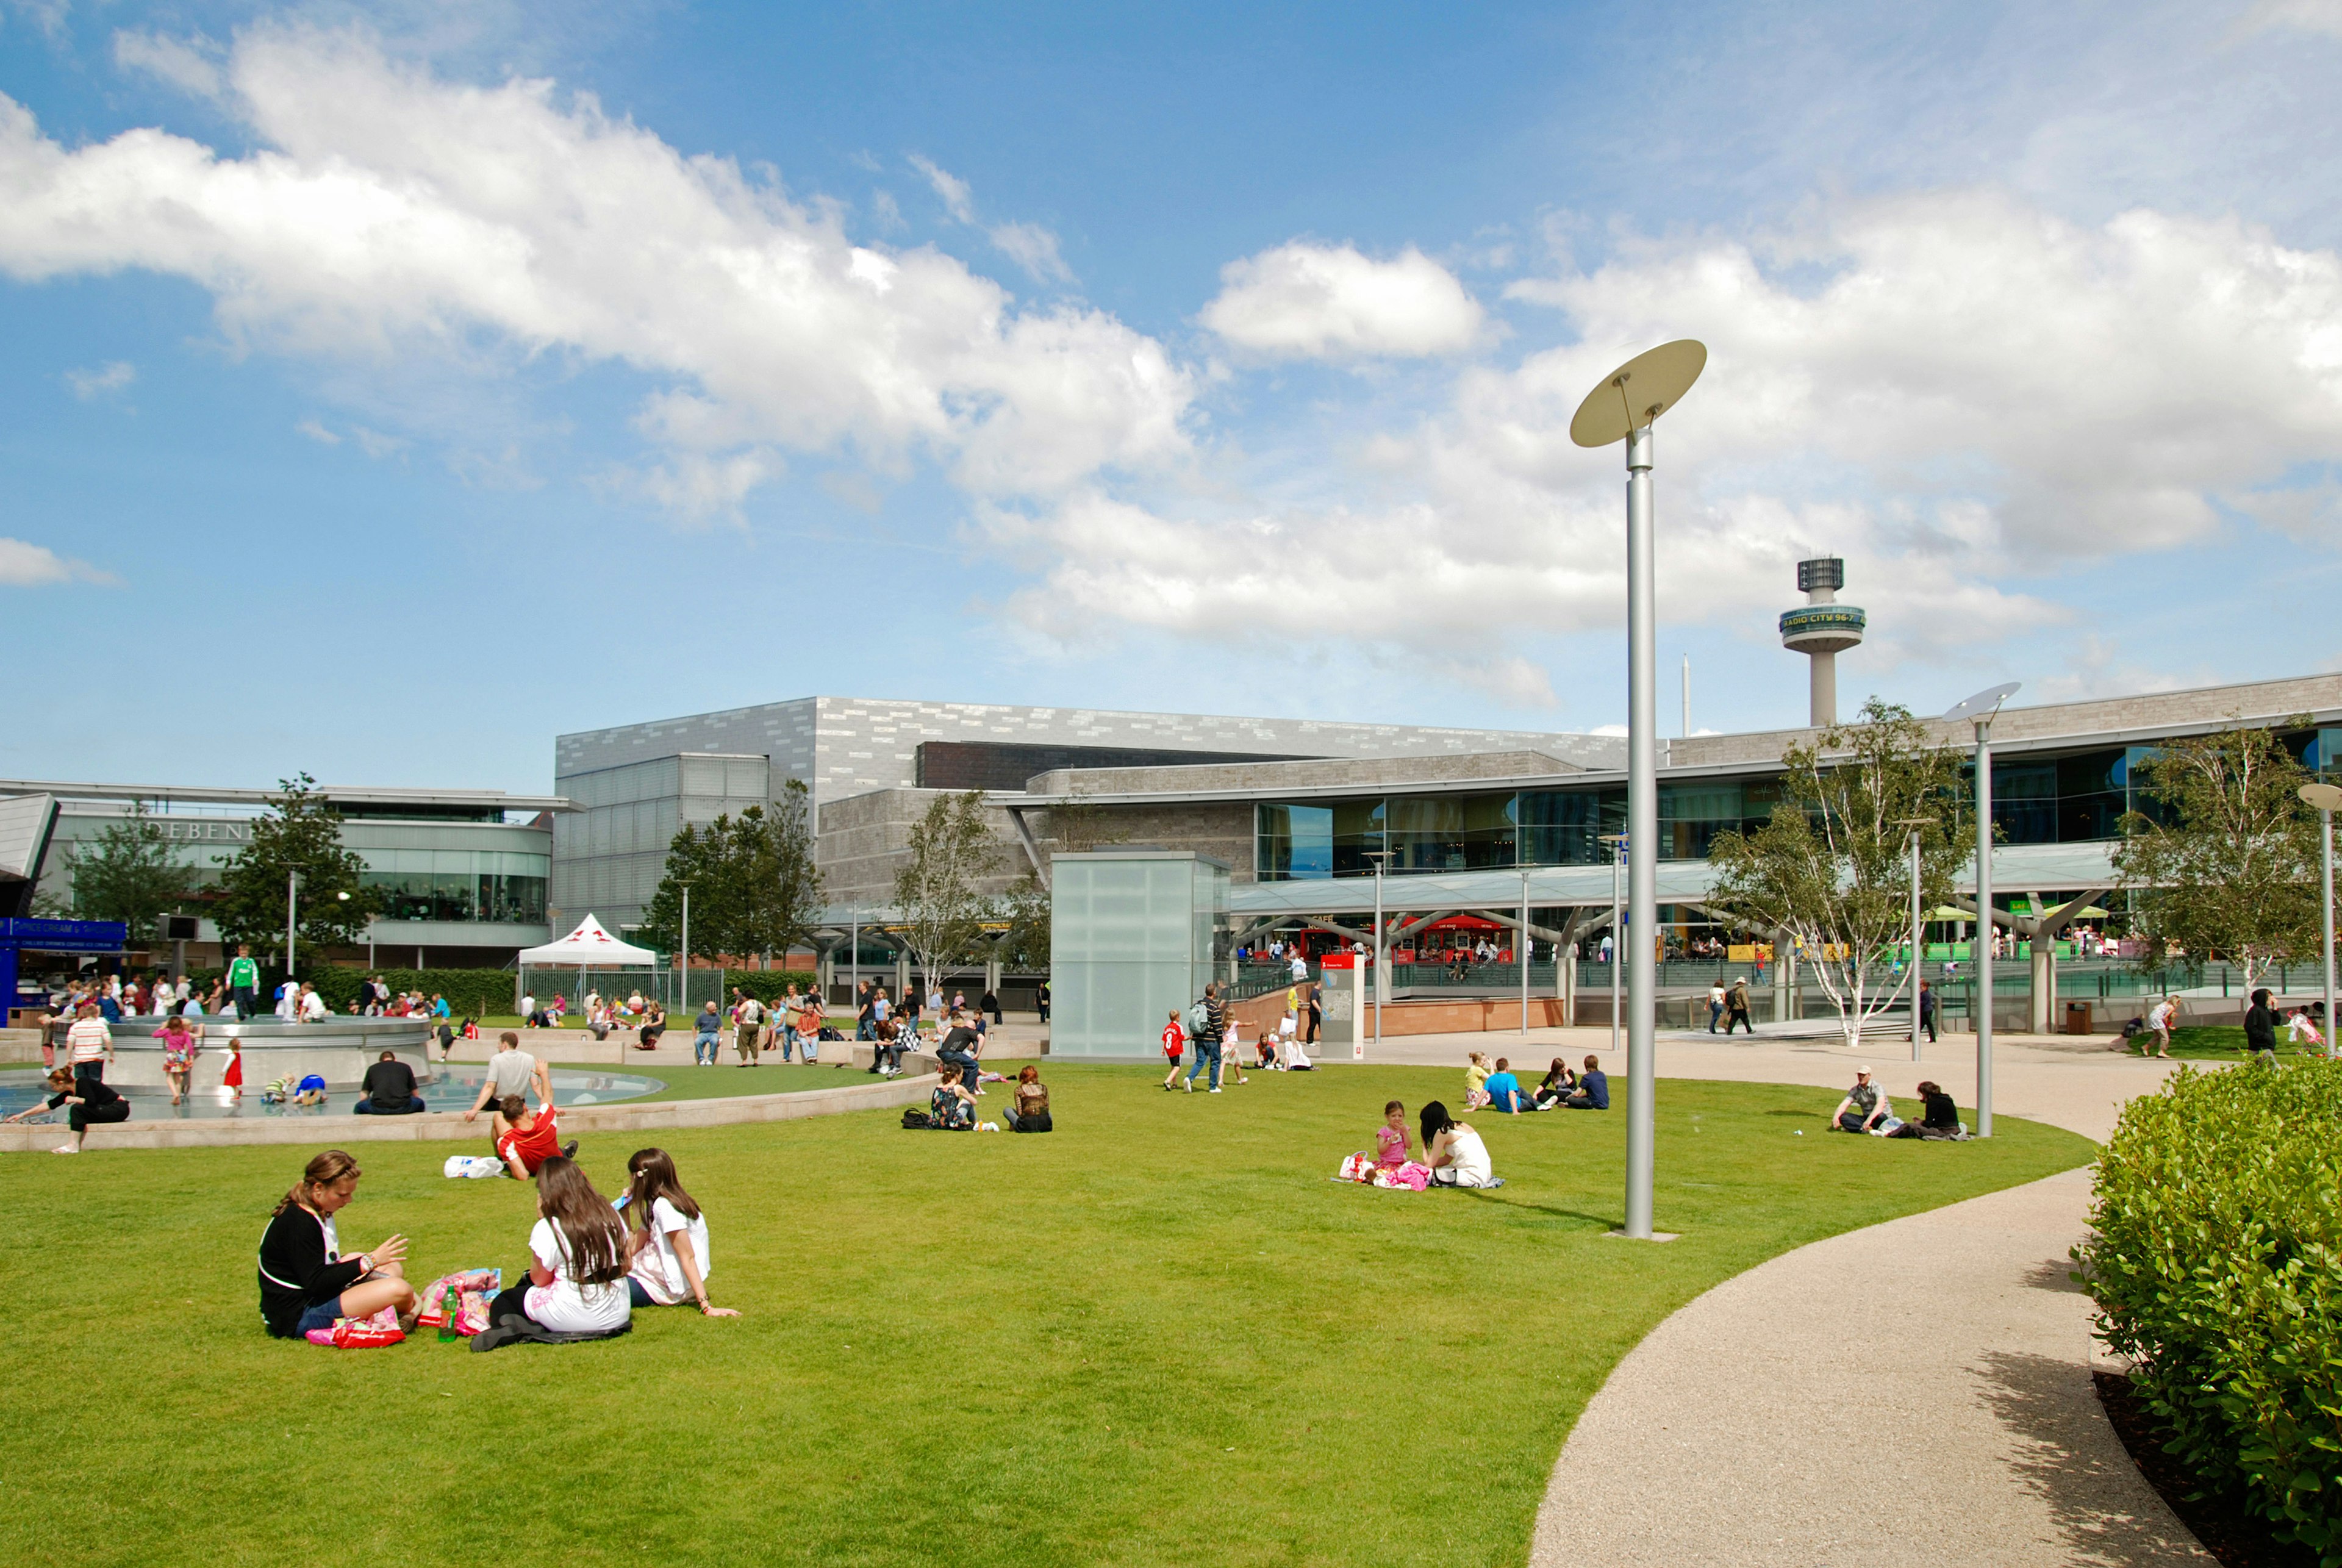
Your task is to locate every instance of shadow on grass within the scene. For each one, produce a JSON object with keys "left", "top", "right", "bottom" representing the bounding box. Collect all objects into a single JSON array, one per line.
[
  {"left": 1973, "top": 1348, "right": 2207, "bottom": 1564},
  {"left": 1459, "top": 1190, "right": 1621, "bottom": 1228}
]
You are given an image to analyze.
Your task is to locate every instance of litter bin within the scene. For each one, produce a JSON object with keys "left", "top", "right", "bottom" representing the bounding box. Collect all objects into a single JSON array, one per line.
[{"left": 2064, "top": 1001, "right": 2093, "bottom": 1036}]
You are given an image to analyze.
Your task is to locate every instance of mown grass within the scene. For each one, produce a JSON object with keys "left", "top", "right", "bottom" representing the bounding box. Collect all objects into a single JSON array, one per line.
[
  {"left": 0, "top": 1065, "right": 2093, "bottom": 1568},
  {"left": 2127, "top": 1025, "right": 2328, "bottom": 1061}
]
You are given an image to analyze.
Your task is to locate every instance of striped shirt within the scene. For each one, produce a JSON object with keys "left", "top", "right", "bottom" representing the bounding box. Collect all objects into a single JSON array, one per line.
[{"left": 67, "top": 1017, "right": 112, "bottom": 1064}]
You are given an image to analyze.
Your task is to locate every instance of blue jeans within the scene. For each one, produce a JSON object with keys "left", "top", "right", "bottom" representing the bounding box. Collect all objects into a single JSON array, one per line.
[
  {"left": 695, "top": 1031, "right": 718, "bottom": 1065},
  {"left": 939, "top": 1047, "right": 978, "bottom": 1086},
  {"left": 1708, "top": 1001, "right": 1722, "bottom": 1032},
  {"left": 296, "top": 1297, "right": 345, "bottom": 1336},
  {"left": 1186, "top": 1040, "right": 1222, "bottom": 1088},
  {"left": 353, "top": 1097, "right": 425, "bottom": 1114}
]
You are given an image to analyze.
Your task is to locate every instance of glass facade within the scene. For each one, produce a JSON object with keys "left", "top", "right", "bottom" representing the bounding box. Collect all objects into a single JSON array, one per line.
[
  {"left": 1048, "top": 853, "right": 1228, "bottom": 1056},
  {"left": 551, "top": 753, "right": 775, "bottom": 926},
  {"left": 1252, "top": 734, "right": 2342, "bottom": 879},
  {"left": 360, "top": 850, "right": 549, "bottom": 925}
]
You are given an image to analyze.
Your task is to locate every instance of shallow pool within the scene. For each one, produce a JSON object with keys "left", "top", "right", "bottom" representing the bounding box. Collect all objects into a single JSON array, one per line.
[{"left": 0, "top": 1067, "right": 665, "bottom": 1122}]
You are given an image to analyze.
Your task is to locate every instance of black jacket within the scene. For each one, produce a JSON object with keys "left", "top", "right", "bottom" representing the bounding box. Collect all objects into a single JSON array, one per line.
[
  {"left": 2244, "top": 1003, "right": 2278, "bottom": 1054},
  {"left": 257, "top": 1206, "right": 369, "bottom": 1338}
]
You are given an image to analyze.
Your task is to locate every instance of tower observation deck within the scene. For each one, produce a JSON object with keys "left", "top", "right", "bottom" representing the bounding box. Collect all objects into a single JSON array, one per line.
[{"left": 1778, "top": 557, "right": 1865, "bottom": 727}]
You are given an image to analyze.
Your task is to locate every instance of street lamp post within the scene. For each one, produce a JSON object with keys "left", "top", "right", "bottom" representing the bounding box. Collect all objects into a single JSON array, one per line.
[
  {"left": 678, "top": 883, "right": 693, "bottom": 1014},
  {"left": 1520, "top": 865, "right": 1531, "bottom": 1039},
  {"left": 1600, "top": 833, "right": 1627, "bottom": 1058},
  {"left": 1946, "top": 682, "right": 2019, "bottom": 1137},
  {"left": 2300, "top": 783, "right": 2342, "bottom": 1054},
  {"left": 286, "top": 869, "right": 299, "bottom": 981},
  {"left": 1893, "top": 818, "right": 1937, "bottom": 1064},
  {"left": 1365, "top": 850, "right": 1393, "bottom": 1050},
  {"left": 849, "top": 910, "right": 859, "bottom": 1012},
  {"left": 1574, "top": 338, "right": 1706, "bottom": 1241}
]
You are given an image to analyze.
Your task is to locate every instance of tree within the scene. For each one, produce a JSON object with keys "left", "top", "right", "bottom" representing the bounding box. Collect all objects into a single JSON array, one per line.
[
  {"left": 640, "top": 781, "right": 826, "bottom": 967},
  {"left": 892, "top": 790, "right": 1002, "bottom": 1002},
  {"left": 1703, "top": 699, "right": 1969, "bottom": 1048},
  {"left": 68, "top": 801, "right": 195, "bottom": 943},
  {"left": 210, "top": 775, "right": 380, "bottom": 958},
  {"left": 2111, "top": 720, "right": 2319, "bottom": 992}
]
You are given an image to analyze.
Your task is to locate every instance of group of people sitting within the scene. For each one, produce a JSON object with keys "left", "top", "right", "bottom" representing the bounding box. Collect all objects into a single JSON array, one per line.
[
  {"left": 1464, "top": 1053, "right": 1610, "bottom": 1114},
  {"left": 257, "top": 1141, "right": 739, "bottom": 1350},
  {"left": 919, "top": 1062, "right": 1051, "bottom": 1131},
  {"left": 1342, "top": 1098, "right": 1501, "bottom": 1189},
  {"left": 1828, "top": 1066, "right": 1964, "bottom": 1139}
]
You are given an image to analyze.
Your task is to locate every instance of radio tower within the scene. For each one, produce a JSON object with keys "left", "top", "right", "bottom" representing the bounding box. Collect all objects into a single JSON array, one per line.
[{"left": 1778, "top": 557, "right": 1865, "bottom": 727}]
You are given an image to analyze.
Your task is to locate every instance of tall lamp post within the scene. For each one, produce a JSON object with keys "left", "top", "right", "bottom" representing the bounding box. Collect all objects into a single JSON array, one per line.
[
  {"left": 284, "top": 870, "right": 349, "bottom": 988},
  {"left": 2300, "top": 782, "right": 2342, "bottom": 1054},
  {"left": 1519, "top": 865, "right": 1532, "bottom": 1038},
  {"left": 1364, "top": 850, "right": 1392, "bottom": 1050},
  {"left": 677, "top": 882, "right": 693, "bottom": 1014},
  {"left": 1893, "top": 818, "right": 1936, "bottom": 1063},
  {"left": 1945, "top": 682, "right": 2018, "bottom": 1137},
  {"left": 1573, "top": 338, "right": 1707, "bottom": 1240},
  {"left": 1600, "top": 832, "right": 1627, "bottom": 1057}
]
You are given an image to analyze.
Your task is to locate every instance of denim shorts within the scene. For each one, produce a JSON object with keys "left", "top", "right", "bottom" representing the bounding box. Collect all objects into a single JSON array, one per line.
[{"left": 296, "top": 1297, "right": 345, "bottom": 1336}]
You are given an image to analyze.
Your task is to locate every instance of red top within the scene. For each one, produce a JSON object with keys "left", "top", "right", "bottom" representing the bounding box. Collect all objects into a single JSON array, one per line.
[
  {"left": 1161, "top": 1023, "right": 1184, "bottom": 1058},
  {"left": 498, "top": 1107, "right": 562, "bottom": 1173}
]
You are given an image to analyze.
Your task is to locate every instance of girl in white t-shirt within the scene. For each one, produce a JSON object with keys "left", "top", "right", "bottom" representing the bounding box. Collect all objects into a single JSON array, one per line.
[
  {"left": 619, "top": 1148, "right": 738, "bottom": 1317},
  {"left": 481, "top": 1156, "right": 631, "bottom": 1339}
]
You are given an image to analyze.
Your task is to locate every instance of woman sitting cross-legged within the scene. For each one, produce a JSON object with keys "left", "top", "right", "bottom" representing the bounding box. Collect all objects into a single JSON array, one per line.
[
  {"left": 4, "top": 1066, "right": 132, "bottom": 1154},
  {"left": 474, "top": 1156, "right": 631, "bottom": 1347},
  {"left": 1420, "top": 1100, "right": 1499, "bottom": 1189},
  {"left": 493, "top": 1094, "right": 575, "bottom": 1179},
  {"left": 256, "top": 1149, "right": 418, "bottom": 1339},
  {"left": 931, "top": 1064, "right": 978, "bottom": 1129},
  {"left": 620, "top": 1148, "right": 738, "bottom": 1317},
  {"left": 1005, "top": 1065, "right": 1052, "bottom": 1132}
]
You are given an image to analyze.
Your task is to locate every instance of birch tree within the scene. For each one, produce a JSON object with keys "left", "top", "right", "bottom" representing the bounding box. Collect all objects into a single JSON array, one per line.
[
  {"left": 1704, "top": 700, "right": 1969, "bottom": 1048},
  {"left": 892, "top": 791, "right": 1002, "bottom": 1002}
]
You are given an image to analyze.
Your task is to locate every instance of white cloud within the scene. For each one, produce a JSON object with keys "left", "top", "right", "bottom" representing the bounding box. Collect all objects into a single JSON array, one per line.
[
  {"left": 0, "top": 537, "right": 115, "bottom": 586},
  {"left": 988, "top": 219, "right": 1073, "bottom": 284},
  {"left": 869, "top": 188, "right": 903, "bottom": 232},
  {"left": 295, "top": 417, "right": 340, "bottom": 444},
  {"left": 351, "top": 425, "right": 406, "bottom": 459},
  {"left": 2239, "top": 0, "right": 2342, "bottom": 38},
  {"left": 1200, "top": 242, "right": 1486, "bottom": 359},
  {"left": 113, "top": 30, "right": 226, "bottom": 101},
  {"left": 64, "top": 360, "right": 135, "bottom": 399},
  {"left": 0, "top": 28, "right": 1194, "bottom": 507},
  {"left": 908, "top": 154, "right": 975, "bottom": 223}
]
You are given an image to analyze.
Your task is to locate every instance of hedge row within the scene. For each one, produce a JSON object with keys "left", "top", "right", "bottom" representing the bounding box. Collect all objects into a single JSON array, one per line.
[
  {"left": 184, "top": 966, "right": 523, "bottom": 1018},
  {"left": 2078, "top": 1060, "right": 2342, "bottom": 1562}
]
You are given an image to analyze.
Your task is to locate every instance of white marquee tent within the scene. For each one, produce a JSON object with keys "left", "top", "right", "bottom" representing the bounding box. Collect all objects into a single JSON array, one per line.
[{"left": 518, "top": 915, "right": 658, "bottom": 968}]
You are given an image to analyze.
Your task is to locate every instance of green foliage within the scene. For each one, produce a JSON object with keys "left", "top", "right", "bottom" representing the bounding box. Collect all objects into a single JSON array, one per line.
[
  {"left": 892, "top": 790, "right": 1003, "bottom": 997},
  {"left": 66, "top": 801, "right": 195, "bottom": 943},
  {"left": 181, "top": 965, "right": 523, "bottom": 1018},
  {"left": 2114, "top": 721, "right": 2321, "bottom": 991},
  {"left": 0, "top": 1070, "right": 2090, "bottom": 1568},
  {"left": 1703, "top": 698, "right": 1969, "bottom": 1046},
  {"left": 639, "top": 782, "right": 824, "bottom": 964},
  {"left": 2077, "top": 1060, "right": 2342, "bottom": 1563},
  {"left": 208, "top": 775, "right": 381, "bottom": 956}
]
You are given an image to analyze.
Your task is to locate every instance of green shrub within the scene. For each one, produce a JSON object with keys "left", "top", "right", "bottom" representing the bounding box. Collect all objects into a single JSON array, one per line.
[
  {"left": 2077, "top": 1059, "right": 2342, "bottom": 1561},
  {"left": 182, "top": 965, "right": 522, "bottom": 1018}
]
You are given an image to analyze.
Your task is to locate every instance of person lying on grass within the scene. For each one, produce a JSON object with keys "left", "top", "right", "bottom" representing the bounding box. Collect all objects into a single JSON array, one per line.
[
  {"left": 931, "top": 1065, "right": 978, "bottom": 1129},
  {"left": 4, "top": 1065, "right": 131, "bottom": 1153},
  {"left": 1827, "top": 1067, "right": 1889, "bottom": 1133},
  {"left": 1420, "top": 1101, "right": 1497, "bottom": 1189},
  {"left": 493, "top": 1094, "right": 575, "bottom": 1178},
  {"left": 257, "top": 1148, "right": 417, "bottom": 1339},
  {"left": 476, "top": 1156, "right": 630, "bottom": 1344},
  {"left": 620, "top": 1148, "right": 737, "bottom": 1317}
]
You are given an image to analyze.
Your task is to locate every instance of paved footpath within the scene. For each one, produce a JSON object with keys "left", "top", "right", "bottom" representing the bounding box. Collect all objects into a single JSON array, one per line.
[{"left": 1368, "top": 1025, "right": 2212, "bottom": 1566}]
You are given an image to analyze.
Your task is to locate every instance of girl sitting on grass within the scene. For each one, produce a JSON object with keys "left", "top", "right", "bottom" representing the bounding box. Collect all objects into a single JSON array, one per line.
[
  {"left": 1463, "top": 1053, "right": 1494, "bottom": 1110},
  {"left": 1421, "top": 1101, "right": 1498, "bottom": 1189},
  {"left": 477, "top": 1156, "right": 631, "bottom": 1344},
  {"left": 621, "top": 1148, "right": 737, "bottom": 1317},
  {"left": 256, "top": 1149, "right": 417, "bottom": 1338},
  {"left": 1373, "top": 1100, "right": 1412, "bottom": 1169},
  {"left": 931, "top": 1064, "right": 977, "bottom": 1129}
]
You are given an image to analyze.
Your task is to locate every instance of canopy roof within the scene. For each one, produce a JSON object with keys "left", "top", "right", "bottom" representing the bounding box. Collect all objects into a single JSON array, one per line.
[{"left": 517, "top": 915, "right": 657, "bottom": 967}]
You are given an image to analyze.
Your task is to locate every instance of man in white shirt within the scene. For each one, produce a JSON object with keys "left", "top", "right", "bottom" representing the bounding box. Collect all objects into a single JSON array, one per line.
[
  {"left": 1289, "top": 951, "right": 1308, "bottom": 982},
  {"left": 2144, "top": 998, "right": 2175, "bottom": 1059}
]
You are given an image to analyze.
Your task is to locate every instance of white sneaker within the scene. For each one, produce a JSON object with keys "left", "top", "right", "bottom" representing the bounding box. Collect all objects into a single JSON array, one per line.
[
  {"left": 1209, "top": 1087, "right": 1222, "bottom": 1094},
  {"left": 51, "top": 1144, "right": 78, "bottom": 1155}
]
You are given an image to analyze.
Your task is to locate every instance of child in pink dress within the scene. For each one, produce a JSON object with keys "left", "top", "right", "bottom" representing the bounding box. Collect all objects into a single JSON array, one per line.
[{"left": 1373, "top": 1100, "right": 1413, "bottom": 1168}]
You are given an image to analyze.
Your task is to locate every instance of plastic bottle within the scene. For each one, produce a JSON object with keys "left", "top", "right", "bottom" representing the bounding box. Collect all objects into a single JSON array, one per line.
[{"left": 439, "top": 1284, "right": 460, "bottom": 1341}]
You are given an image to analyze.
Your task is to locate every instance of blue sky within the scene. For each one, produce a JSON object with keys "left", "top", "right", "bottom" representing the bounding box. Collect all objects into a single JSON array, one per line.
[{"left": 5, "top": 0, "right": 2342, "bottom": 794}]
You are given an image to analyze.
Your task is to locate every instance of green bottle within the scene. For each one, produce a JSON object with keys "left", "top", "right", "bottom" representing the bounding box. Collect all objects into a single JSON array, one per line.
[{"left": 439, "top": 1284, "right": 460, "bottom": 1341}]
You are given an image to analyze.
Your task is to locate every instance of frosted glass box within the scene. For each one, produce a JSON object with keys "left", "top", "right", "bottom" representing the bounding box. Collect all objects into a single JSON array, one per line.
[{"left": 1049, "top": 852, "right": 1228, "bottom": 1057}]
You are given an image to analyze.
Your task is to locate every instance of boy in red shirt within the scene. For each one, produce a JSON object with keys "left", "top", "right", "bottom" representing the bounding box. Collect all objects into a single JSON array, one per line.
[
  {"left": 493, "top": 1094, "right": 572, "bottom": 1178},
  {"left": 1159, "top": 1009, "right": 1187, "bottom": 1091}
]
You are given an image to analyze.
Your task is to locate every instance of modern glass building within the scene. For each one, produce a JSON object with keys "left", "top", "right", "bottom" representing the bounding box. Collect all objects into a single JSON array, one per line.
[{"left": 3, "top": 781, "right": 565, "bottom": 968}]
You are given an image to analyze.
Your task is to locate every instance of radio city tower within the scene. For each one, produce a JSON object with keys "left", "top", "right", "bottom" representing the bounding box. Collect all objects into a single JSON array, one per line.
[{"left": 1778, "top": 557, "right": 1866, "bottom": 727}]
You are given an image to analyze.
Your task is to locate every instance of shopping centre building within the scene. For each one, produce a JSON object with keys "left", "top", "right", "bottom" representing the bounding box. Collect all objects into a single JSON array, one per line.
[{"left": 0, "top": 779, "right": 565, "bottom": 968}]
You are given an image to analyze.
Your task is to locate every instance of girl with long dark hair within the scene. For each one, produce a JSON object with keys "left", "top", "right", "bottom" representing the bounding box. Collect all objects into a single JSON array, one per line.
[
  {"left": 621, "top": 1148, "right": 737, "bottom": 1316},
  {"left": 481, "top": 1156, "right": 631, "bottom": 1340}
]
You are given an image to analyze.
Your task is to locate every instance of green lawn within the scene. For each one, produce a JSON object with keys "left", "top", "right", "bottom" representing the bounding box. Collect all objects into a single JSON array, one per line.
[
  {"left": 0, "top": 1066, "right": 2093, "bottom": 1568},
  {"left": 2126, "top": 1024, "right": 2328, "bottom": 1060}
]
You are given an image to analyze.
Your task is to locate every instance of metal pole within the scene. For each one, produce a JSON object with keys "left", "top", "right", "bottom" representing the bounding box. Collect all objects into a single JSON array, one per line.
[
  {"left": 1911, "top": 829, "right": 1923, "bottom": 1063},
  {"left": 2324, "top": 811, "right": 2335, "bottom": 1057},
  {"left": 1610, "top": 845, "right": 1622, "bottom": 1055},
  {"left": 1520, "top": 867, "right": 1531, "bottom": 1037},
  {"left": 679, "top": 884, "right": 691, "bottom": 1014},
  {"left": 1372, "top": 859, "right": 1385, "bottom": 1049},
  {"left": 1624, "top": 419, "right": 1659, "bottom": 1239},
  {"left": 285, "top": 870, "right": 298, "bottom": 981},
  {"left": 1681, "top": 653, "right": 1691, "bottom": 737},
  {"left": 850, "top": 911, "right": 859, "bottom": 1008},
  {"left": 1974, "top": 718, "right": 1995, "bottom": 1137}
]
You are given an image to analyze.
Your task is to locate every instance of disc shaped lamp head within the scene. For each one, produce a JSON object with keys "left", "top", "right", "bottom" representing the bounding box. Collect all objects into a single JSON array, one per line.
[
  {"left": 1570, "top": 339, "right": 1708, "bottom": 448},
  {"left": 1943, "top": 681, "right": 2021, "bottom": 728},
  {"left": 2302, "top": 783, "right": 2342, "bottom": 813}
]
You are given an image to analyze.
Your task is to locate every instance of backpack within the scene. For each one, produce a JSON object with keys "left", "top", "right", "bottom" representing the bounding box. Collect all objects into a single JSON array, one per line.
[
  {"left": 1186, "top": 1000, "right": 1211, "bottom": 1034},
  {"left": 901, "top": 1108, "right": 936, "bottom": 1129}
]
